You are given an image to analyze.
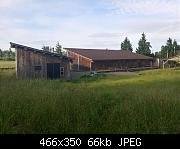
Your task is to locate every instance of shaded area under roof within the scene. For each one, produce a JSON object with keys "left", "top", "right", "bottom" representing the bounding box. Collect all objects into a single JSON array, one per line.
[
  {"left": 10, "top": 42, "right": 72, "bottom": 62},
  {"left": 64, "top": 48, "right": 153, "bottom": 61}
]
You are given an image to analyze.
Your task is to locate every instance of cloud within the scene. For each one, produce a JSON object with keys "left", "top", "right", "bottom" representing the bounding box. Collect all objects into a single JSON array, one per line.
[
  {"left": 124, "top": 20, "right": 180, "bottom": 34},
  {"left": 106, "top": 0, "right": 179, "bottom": 18},
  {"left": 0, "top": 0, "right": 15, "bottom": 8},
  {"left": 0, "top": 0, "right": 24, "bottom": 8},
  {"left": 0, "top": 0, "right": 179, "bottom": 52},
  {"left": 89, "top": 32, "right": 121, "bottom": 38}
]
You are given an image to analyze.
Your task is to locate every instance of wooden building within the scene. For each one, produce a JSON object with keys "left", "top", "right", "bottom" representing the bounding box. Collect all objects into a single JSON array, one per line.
[
  {"left": 64, "top": 48, "right": 153, "bottom": 72},
  {"left": 10, "top": 42, "right": 72, "bottom": 79}
]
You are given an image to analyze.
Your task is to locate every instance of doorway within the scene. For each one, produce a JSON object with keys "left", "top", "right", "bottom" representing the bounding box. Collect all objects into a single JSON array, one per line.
[{"left": 47, "top": 63, "right": 60, "bottom": 79}]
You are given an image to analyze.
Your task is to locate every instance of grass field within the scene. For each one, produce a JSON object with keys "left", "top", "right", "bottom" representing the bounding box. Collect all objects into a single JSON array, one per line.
[
  {"left": 0, "top": 62, "right": 180, "bottom": 134},
  {"left": 0, "top": 60, "right": 15, "bottom": 68}
]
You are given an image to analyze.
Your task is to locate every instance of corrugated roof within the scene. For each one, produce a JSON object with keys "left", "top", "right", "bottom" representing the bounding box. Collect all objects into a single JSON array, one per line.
[
  {"left": 64, "top": 48, "right": 153, "bottom": 61},
  {"left": 10, "top": 42, "right": 72, "bottom": 62}
]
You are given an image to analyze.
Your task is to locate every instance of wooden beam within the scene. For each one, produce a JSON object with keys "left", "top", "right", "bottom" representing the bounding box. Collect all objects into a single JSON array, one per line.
[
  {"left": 77, "top": 54, "right": 79, "bottom": 71},
  {"left": 15, "top": 48, "right": 18, "bottom": 79},
  {"left": 90, "top": 61, "right": 92, "bottom": 71}
]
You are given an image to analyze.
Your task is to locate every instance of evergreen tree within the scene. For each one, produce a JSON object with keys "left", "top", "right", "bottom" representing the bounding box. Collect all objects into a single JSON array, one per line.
[
  {"left": 121, "top": 37, "right": 133, "bottom": 51},
  {"left": 42, "top": 46, "right": 50, "bottom": 52},
  {"left": 166, "top": 38, "right": 174, "bottom": 57},
  {"left": 173, "top": 40, "right": 180, "bottom": 55},
  {"left": 160, "top": 45, "right": 168, "bottom": 58},
  {"left": 136, "top": 33, "right": 152, "bottom": 56},
  {"left": 160, "top": 38, "right": 180, "bottom": 58},
  {"left": 55, "top": 41, "right": 62, "bottom": 54},
  {"left": 0, "top": 49, "right": 2, "bottom": 59}
]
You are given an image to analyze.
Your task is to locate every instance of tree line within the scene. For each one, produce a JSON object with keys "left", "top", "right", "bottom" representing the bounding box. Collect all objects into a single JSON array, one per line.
[
  {"left": 0, "top": 37, "right": 179, "bottom": 61},
  {"left": 42, "top": 41, "right": 63, "bottom": 55},
  {"left": 120, "top": 33, "right": 180, "bottom": 58},
  {"left": 0, "top": 41, "right": 62, "bottom": 61},
  {"left": 0, "top": 48, "right": 15, "bottom": 60}
]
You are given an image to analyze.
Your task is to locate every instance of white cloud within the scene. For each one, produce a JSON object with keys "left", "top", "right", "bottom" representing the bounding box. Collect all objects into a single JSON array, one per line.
[
  {"left": 0, "top": 0, "right": 23, "bottom": 8},
  {"left": 89, "top": 32, "right": 121, "bottom": 38},
  {"left": 0, "top": 0, "right": 179, "bottom": 52},
  {"left": 0, "top": 0, "right": 13, "bottom": 8},
  {"left": 106, "top": 0, "right": 179, "bottom": 18}
]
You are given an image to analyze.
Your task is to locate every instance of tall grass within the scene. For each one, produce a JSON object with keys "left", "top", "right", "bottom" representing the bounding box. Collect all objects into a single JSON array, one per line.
[{"left": 0, "top": 69, "right": 180, "bottom": 134}]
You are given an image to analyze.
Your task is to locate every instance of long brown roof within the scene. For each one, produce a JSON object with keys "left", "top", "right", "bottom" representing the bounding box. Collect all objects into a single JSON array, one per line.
[{"left": 64, "top": 48, "right": 153, "bottom": 61}]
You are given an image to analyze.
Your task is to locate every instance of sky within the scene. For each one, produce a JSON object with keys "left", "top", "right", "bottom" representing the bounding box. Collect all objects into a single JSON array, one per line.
[{"left": 0, "top": 0, "right": 179, "bottom": 53}]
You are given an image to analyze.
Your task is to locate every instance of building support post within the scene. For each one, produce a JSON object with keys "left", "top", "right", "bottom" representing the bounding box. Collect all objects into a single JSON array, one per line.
[
  {"left": 157, "top": 58, "right": 160, "bottom": 68},
  {"left": 90, "top": 61, "right": 91, "bottom": 71},
  {"left": 15, "top": 48, "right": 18, "bottom": 79},
  {"left": 77, "top": 54, "right": 79, "bottom": 71}
]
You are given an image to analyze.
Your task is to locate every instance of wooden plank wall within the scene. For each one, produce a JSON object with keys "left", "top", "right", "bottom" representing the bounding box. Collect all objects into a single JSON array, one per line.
[
  {"left": 67, "top": 50, "right": 153, "bottom": 71},
  {"left": 16, "top": 48, "right": 70, "bottom": 79},
  {"left": 92, "top": 59, "right": 152, "bottom": 71}
]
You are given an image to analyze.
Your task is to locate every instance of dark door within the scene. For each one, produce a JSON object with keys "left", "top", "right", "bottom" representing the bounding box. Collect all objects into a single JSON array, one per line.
[{"left": 47, "top": 63, "right": 60, "bottom": 79}]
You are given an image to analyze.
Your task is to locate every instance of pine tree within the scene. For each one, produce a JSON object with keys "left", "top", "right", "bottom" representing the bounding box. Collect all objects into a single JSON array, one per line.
[
  {"left": 136, "top": 33, "right": 152, "bottom": 56},
  {"left": 173, "top": 40, "right": 180, "bottom": 55},
  {"left": 42, "top": 46, "right": 50, "bottom": 52},
  {"left": 160, "top": 38, "right": 180, "bottom": 58},
  {"left": 55, "top": 42, "right": 62, "bottom": 54},
  {"left": 0, "top": 49, "right": 2, "bottom": 59},
  {"left": 121, "top": 37, "right": 133, "bottom": 51}
]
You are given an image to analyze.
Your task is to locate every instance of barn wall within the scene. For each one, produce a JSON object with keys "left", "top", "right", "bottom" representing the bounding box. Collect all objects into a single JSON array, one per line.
[
  {"left": 67, "top": 50, "right": 153, "bottom": 72},
  {"left": 94, "top": 59, "right": 151, "bottom": 71},
  {"left": 16, "top": 48, "right": 70, "bottom": 79},
  {"left": 92, "top": 59, "right": 152, "bottom": 71}
]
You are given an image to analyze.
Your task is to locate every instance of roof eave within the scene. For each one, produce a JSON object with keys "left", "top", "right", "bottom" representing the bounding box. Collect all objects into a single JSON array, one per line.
[{"left": 10, "top": 42, "right": 72, "bottom": 61}]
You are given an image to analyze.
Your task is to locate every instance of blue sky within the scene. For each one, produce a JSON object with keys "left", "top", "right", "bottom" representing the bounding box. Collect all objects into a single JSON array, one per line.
[{"left": 0, "top": 0, "right": 179, "bottom": 52}]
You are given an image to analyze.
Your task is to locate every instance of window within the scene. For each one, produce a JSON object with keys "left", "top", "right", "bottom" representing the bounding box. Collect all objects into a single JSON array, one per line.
[
  {"left": 34, "top": 65, "right": 41, "bottom": 71},
  {"left": 60, "top": 67, "right": 64, "bottom": 76}
]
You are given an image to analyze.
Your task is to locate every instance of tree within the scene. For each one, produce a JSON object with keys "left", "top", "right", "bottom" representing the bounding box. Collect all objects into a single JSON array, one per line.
[
  {"left": 159, "top": 38, "right": 180, "bottom": 58},
  {"left": 173, "top": 40, "right": 180, "bottom": 55},
  {"left": 155, "top": 51, "right": 160, "bottom": 58},
  {"left": 121, "top": 37, "right": 133, "bottom": 51},
  {"left": 166, "top": 38, "right": 174, "bottom": 57},
  {"left": 55, "top": 41, "right": 62, "bottom": 54},
  {"left": 0, "top": 48, "right": 15, "bottom": 60},
  {"left": 0, "top": 49, "right": 2, "bottom": 59},
  {"left": 42, "top": 46, "right": 50, "bottom": 52},
  {"left": 136, "top": 33, "right": 152, "bottom": 56},
  {"left": 176, "top": 45, "right": 180, "bottom": 55},
  {"left": 160, "top": 45, "right": 167, "bottom": 58},
  {"left": 42, "top": 42, "right": 63, "bottom": 54}
]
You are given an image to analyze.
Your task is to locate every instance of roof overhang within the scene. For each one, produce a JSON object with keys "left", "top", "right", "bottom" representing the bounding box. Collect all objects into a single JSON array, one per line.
[
  {"left": 168, "top": 55, "right": 180, "bottom": 63},
  {"left": 10, "top": 42, "right": 72, "bottom": 62}
]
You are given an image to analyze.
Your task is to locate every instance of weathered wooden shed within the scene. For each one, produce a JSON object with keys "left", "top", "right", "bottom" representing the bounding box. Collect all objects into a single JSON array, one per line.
[
  {"left": 64, "top": 48, "right": 153, "bottom": 72},
  {"left": 10, "top": 42, "right": 72, "bottom": 79}
]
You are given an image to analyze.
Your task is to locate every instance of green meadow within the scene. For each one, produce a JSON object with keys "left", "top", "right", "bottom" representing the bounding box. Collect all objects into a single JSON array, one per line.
[{"left": 0, "top": 62, "right": 180, "bottom": 134}]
